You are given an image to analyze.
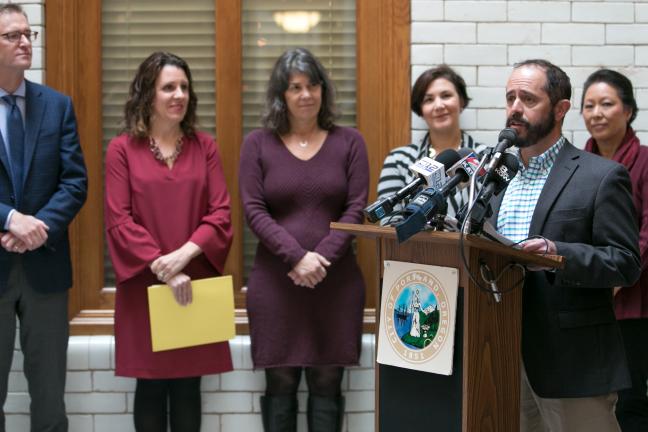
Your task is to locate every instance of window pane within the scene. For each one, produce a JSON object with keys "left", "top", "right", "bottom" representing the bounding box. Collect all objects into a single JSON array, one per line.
[
  {"left": 241, "top": 0, "right": 357, "bottom": 280},
  {"left": 101, "top": 0, "right": 216, "bottom": 287}
]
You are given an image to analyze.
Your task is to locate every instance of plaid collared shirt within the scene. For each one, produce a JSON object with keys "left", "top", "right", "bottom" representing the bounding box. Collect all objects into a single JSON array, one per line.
[{"left": 496, "top": 136, "right": 566, "bottom": 243}]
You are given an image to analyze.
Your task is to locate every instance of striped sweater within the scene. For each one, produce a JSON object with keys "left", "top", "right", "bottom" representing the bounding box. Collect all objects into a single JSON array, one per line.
[{"left": 376, "top": 131, "right": 486, "bottom": 225}]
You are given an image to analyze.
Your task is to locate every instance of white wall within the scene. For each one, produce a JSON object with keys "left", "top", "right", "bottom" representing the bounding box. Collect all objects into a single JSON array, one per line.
[
  {"left": 411, "top": 0, "right": 648, "bottom": 148},
  {"left": 6, "top": 335, "right": 375, "bottom": 432},
  {"left": 11, "top": 1, "right": 44, "bottom": 83}
]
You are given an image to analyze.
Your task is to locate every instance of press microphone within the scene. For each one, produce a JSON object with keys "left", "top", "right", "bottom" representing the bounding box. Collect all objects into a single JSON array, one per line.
[
  {"left": 445, "top": 149, "right": 482, "bottom": 191},
  {"left": 465, "top": 152, "right": 520, "bottom": 231},
  {"left": 485, "top": 128, "right": 518, "bottom": 173},
  {"left": 364, "top": 150, "right": 460, "bottom": 223},
  {"left": 396, "top": 149, "right": 482, "bottom": 242}
]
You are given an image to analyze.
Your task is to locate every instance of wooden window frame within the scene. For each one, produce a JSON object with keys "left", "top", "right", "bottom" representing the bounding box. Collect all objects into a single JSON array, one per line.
[{"left": 44, "top": 0, "right": 410, "bottom": 335}]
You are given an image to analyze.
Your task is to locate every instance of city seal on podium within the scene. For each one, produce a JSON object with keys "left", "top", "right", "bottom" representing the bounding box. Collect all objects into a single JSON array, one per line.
[{"left": 377, "top": 261, "right": 458, "bottom": 375}]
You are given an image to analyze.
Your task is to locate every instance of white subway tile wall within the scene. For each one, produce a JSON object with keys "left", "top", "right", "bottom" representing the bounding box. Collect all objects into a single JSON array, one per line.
[
  {"left": 6, "top": 335, "right": 376, "bottom": 432},
  {"left": 411, "top": 0, "right": 648, "bottom": 146}
]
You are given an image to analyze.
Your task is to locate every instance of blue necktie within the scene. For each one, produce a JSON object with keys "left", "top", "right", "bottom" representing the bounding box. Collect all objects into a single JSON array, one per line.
[{"left": 2, "top": 95, "right": 24, "bottom": 205}]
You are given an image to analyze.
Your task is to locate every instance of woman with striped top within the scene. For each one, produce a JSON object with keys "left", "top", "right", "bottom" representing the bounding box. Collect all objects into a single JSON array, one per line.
[{"left": 376, "top": 65, "right": 484, "bottom": 224}]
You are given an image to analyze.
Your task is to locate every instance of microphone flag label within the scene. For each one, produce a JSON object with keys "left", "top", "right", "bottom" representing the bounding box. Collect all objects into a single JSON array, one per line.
[
  {"left": 410, "top": 157, "right": 446, "bottom": 190},
  {"left": 447, "top": 152, "right": 482, "bottom": 178},
  {"left": 377, "top": 260, "right": 458, "bottom": 375},
  {"left": 463, "top": 154, "right": 481, "bottom": 175}
]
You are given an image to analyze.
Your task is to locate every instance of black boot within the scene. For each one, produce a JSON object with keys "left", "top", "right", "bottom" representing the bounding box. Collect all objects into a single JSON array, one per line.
[
  {"left": 260, "top": 395, "right": 298, "bottom": 432},
  {"left": 307, "top": 395, "right": 345, "bottom": 432}
]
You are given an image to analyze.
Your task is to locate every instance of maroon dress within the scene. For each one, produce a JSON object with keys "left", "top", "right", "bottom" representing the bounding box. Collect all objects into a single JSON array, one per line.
[
  {"left": 239, "top": 126, "right": 369, "bottom": 367},
  {"left": 105, "top": 132, "right": 233, "bottom": 378}
]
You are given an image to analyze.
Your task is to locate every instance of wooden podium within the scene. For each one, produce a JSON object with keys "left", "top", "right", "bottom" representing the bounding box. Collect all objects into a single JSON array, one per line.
[{"left": 332, "top": 223, "right": 563, "bottom": 432}]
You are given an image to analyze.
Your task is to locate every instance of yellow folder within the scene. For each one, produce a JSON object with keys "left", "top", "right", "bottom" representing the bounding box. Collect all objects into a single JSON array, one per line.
[{"left": 147, "top": 276, "right": 235, "bottom": 352}]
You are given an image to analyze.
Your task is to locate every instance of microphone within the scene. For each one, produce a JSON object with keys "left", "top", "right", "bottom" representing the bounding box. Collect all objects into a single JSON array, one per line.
[
  {"left": 445, "top": 149, "right": 482, "bottom": 191},
  {"left": 465, "top": 152, "right": 520, "bottom": 231},
  {"left": 485, "top": 128, "right": 518, "bottom": 173},
  {"left": 395, "top": 187, "right": 447, "bottom": 243},
  {"left": 364, "top": 149, "right": 460, "bottom": 223},
  {"left": 396, "top": 149, "right": 481, "bottom": 242}
]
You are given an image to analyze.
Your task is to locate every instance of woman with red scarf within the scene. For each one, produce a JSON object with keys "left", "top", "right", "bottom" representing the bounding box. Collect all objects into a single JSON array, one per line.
[{"left": 581, "top": 69, "right": 648, "bottom": 432}]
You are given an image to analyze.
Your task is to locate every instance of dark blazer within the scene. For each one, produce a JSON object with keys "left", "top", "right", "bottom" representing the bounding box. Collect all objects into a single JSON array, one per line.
[
  {"left": 490, "top": 141, "right": 640, "bottom": 398},
  {"left": 0, "top": 80, "right": 87, "bottom": 294}
]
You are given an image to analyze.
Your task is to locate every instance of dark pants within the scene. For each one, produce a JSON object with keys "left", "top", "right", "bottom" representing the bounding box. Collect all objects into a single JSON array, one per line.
[
  {"left": 134, "top": 377, "right": 202, "bottom": 432},
  {"left": 0, "top": 257, "right": 69, "bottom": 432},
  {"left": 616, "top": 319, "right": 648, "bottom": 432}
]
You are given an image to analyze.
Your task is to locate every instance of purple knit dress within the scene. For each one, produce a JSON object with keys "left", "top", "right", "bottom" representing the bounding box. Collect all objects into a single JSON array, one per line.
[{"left": 239, "top": 126, "right": 369, "bottom": 367}]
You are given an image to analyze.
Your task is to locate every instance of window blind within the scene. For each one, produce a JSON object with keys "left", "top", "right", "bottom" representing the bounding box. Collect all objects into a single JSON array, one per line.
[
  {"left": 241, "top": 0, "right": 357, "bottom": 280},
  {"left": 101, "top": 0, "right": 216, "bottom": 287}
]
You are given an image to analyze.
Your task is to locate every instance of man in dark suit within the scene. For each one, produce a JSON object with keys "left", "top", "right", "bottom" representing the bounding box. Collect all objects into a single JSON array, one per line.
[
  {"left": 0, "top": 4, "right": 87, "bottom": 431},
  {"left": 493, "top": 59, "right": 640, "bottom": 432}
]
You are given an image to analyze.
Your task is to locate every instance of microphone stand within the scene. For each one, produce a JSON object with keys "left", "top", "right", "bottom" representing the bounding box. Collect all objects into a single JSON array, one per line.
[{"left": 463, "top": 152, "right": 490, "bottom": 235}]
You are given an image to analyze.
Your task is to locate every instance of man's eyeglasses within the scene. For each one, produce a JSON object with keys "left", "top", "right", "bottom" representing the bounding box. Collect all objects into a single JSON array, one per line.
[{"left": 1, "top": 31, "right": 38, "bottom": 43}]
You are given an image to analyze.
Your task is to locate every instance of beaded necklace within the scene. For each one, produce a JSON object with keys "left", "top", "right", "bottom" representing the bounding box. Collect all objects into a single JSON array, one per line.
[{"left": 149, "top": 136, "right": 183, "bottom": 165}]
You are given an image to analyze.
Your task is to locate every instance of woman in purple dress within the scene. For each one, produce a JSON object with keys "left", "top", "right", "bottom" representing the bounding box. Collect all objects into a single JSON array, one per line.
[
  {"left": 239, "top": 48, "right": 369, "bottom": 432},
  {"left": 581, "top": 69, "right": 648, "bottom": 432}
]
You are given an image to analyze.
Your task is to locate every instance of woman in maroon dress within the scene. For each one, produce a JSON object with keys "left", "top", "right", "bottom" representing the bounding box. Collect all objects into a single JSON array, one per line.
[
  {"left": 104, "top": 52, "right": 233, "bottom": 431},
  {"left": 239, "top": 48, "right": 369, "bottom": 431},
  {"left": 581, "top": 69, "right": 648, "bottom": 432}
]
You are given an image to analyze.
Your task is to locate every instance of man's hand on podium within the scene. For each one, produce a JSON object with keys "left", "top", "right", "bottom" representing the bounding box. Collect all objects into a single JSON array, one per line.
[{"left": 520, "top": 237, "right": 557, "bottom": 271}]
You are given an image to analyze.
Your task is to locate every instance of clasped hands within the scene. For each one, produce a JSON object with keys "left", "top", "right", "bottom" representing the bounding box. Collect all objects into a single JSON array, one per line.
[
  {"left": 288, "top": 251, "right": 331, "bottom": 289},
  {"left": 1, "top": 212, "right": 49, "bottom": 253},
  {"left": 150, "top": 242, "right": 201, "bottom": 306}
]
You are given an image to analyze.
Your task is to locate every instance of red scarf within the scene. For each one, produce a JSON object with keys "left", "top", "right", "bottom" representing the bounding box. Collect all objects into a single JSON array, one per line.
[{"left": 584, "top": 127, "right": 640, "bottom": 171}]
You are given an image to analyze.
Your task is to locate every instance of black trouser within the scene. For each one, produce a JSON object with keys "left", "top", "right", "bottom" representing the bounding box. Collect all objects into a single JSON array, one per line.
[
  {"left": 616, "top": 319, "right": 648, "bottom": 432},
  {"left": 0, "top": 257, "right": 68, "bottom": 432}
]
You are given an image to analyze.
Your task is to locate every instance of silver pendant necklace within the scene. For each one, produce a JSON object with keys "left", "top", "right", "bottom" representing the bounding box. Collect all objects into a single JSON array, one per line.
[{"left": 295, "top": 128, "right": 317, "bottom": 148}]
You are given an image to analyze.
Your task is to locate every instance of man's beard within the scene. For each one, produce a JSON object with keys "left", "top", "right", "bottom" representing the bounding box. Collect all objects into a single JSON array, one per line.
[{"left": 506, "top": 109, "right": 555, "bottom": 148}]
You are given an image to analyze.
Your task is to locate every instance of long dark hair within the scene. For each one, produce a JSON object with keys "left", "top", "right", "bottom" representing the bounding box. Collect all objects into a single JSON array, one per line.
[
  {"left": 262, "top": 48, "right": 338, "bottom": 135},
  {"left": 581, "top": 69, "right": 638, "bottom": 126},
  {"left": 123, "top": 51, "right": 198, "bottom": 138}
]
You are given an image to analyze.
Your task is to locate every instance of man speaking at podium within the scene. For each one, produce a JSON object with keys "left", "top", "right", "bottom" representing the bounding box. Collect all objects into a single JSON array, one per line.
[{"left": 491, "top": 59, "right": 640, "bottom": 432}]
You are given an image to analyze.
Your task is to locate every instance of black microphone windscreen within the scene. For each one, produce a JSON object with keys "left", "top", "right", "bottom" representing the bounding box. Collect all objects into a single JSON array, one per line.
[
  {"left": 434, "top": 148, "right": 462, "bottom": 169},
  {"left": 500, "top": 152, "right": 520, "bottom": 176},
  {"left": 498, "top": 128, "right": 518, "bottom": 143},
  {"left": 491, "top": 152, "right": 520, "bottom": 195}
]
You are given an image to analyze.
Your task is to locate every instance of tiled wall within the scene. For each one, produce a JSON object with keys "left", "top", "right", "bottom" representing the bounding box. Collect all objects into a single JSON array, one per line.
[
  {"left": 12, "top": 1, "right": 44, "bottom": 83},
  {"left": 5, "top": 335, "right": 376, "bottom": 432},
  {"left": 411, "top": 0, "right": 648, "bottom": 148}
]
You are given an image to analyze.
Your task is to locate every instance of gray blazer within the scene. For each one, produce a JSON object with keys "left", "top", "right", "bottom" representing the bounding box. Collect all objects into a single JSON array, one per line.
[{"left": 490, "top": 141, "right": 640, "bottom": 398}]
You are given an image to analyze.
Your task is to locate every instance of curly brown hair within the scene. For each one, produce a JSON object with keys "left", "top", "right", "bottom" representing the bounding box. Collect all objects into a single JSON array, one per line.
[{"left": 123, "top": 51, "right": 198, "bottom": 138}]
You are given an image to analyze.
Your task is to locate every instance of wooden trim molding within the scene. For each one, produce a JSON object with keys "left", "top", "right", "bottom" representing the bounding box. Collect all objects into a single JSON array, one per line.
[
  {"left": 356, "top": 0, "right": 411, "bottom": 321},
  {"left": 215, "top": 0, "right": 245, "bottom": 306},
  {"left": 45, "top": 0, "right": 410, "bottom": 335},
  {"left": 46, "top": 0, "right": 109, "bottom": 335}
]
